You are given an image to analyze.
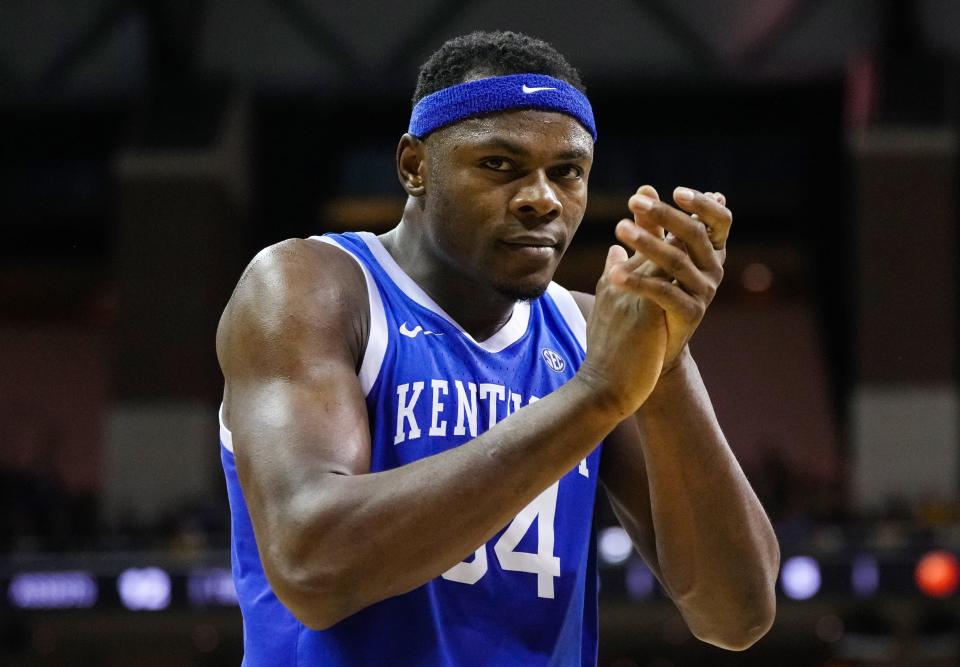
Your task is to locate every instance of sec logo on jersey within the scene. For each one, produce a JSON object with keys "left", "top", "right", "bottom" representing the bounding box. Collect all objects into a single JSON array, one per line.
[{"left": 541, "top": 347, "right": 565, "bottom": 372}]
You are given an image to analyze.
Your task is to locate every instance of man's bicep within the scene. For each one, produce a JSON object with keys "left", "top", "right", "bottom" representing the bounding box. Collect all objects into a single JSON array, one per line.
[
  {"left": 230, "top": 364, "right": 372, "bottom": 485},
  {"left": 219, "top": 238, "right": 373, "bottom": 508},
  {"left": 225, "top": 352, "right": 372, "bottom": 619}
]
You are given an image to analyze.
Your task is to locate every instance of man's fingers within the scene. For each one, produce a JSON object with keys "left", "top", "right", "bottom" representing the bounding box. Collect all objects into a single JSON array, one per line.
[
  {"left": 611, "top": 274, "right": 703, "bottom": 323},
  {"left": 672, "top": 187, "right": 732, "bottom": 250},
  {"left": 629, "top": 186, "right": 664, "bottom": 239},
  {"left": 604, "top": 243, "right": 631, "bottom": 284},
  {"left": 606, "top": 243, "right": 629, "bottom": 267},
  {"left": 615, "top": 220, "right": 714, "bottom": 298},
  {"left": 637, "top": 184, "right": 660, "bottom": 201},
  {"left": 627, "top": 194, "right": 721, "bottom": 271}
]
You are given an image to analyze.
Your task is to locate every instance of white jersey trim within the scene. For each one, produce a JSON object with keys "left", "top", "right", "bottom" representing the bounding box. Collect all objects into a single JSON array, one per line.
[
  {"left": 545, "top": 282, "right": 587, "bottom": 352},
  {"left": 219, "top": 403, "right": 234, "bottom": 453},
  {"left": 313, "top": 235, "right": 389, "bottom": 396},
  {"left": 357, "top": 231, "right": 530, "bottom": 354}
]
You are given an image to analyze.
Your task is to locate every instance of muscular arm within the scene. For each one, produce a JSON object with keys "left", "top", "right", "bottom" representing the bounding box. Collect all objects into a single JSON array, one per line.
[
  {"left": 575, "top": 306, "right": 779, "bottom": 651},
  {"left": 630, "top": 349, "right": 778, "bottom": 647},
  {"left": 575, "top": 186, "right": 780, "bottom": 650},
  {"left": 216, "top": 238, "right": 664, "bottom": 630}
]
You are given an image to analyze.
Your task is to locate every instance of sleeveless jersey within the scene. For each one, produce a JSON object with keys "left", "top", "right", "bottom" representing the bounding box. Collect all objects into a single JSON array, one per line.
[{"left": 220, "top": 231, "right": 603, "bottom": 666}]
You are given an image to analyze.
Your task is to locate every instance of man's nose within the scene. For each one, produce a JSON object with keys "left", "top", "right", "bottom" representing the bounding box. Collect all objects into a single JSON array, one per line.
[{"left": 510, "top": 171, "right": 562, "bottom": 222}]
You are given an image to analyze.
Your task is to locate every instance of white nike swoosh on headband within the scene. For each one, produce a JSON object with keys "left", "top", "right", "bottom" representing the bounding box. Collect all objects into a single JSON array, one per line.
[{"left": 521, "top": 85, "right": 557, "bottom": 94}]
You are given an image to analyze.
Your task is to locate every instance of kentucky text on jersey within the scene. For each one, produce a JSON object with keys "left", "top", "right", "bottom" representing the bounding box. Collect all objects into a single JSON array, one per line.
[{"left": 393, "top": 379, "right": 538, "bottom": 443}]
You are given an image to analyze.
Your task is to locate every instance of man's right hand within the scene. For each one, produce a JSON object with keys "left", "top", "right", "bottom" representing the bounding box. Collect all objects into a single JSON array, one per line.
[
  {"left": 577, "top": 183, "right": 730, "bottom": 416},
  {"left": 576, "top": 243, "right": 668, "bottom": 418}
]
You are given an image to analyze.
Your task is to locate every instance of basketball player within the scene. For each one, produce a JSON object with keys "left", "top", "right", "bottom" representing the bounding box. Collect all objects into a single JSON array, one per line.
[{"left": 216, "top": 31, "right": 779, "bottom": 665}]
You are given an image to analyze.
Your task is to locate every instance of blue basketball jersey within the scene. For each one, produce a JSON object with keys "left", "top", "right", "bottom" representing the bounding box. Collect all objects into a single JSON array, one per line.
[{"left": 220, "top": 231, "right": 603, "bottom": 665}]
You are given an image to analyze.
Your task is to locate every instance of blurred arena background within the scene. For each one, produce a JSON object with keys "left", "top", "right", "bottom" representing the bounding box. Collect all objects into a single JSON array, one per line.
[{"left": 1, "top": 0, "right": 959, "bottom": 665}]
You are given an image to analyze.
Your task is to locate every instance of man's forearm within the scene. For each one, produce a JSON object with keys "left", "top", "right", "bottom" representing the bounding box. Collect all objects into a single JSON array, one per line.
[
  {"left": 270, "top": 374, "right": 622, "bottom": 629},
  {"left": 635, "top": 348, "right": 779, "bottom": 649}
]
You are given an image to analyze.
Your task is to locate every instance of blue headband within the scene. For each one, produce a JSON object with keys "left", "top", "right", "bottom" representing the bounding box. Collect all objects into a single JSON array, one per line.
[{"left": 409, "top": 73, "right": 596, "bottom": 141}]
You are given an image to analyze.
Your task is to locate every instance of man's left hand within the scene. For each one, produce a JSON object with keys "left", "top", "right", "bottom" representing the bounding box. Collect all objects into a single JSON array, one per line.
[{"left": 607, "top": 185, "right": 732, "bottom": 372}]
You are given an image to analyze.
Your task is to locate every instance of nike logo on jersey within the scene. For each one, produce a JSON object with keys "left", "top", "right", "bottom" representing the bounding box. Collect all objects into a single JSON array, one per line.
[
  {"left": 399, "top": 322, "right": 443, "bottom": 338},
  {"left": 522, "top": 84, "right": 557, "bottom": 94}
]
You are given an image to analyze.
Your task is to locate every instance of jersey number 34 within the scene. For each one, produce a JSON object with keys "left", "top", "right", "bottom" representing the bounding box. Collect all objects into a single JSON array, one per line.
[{"left": 441, "top": 481, "right": 560, "bottom": 598}]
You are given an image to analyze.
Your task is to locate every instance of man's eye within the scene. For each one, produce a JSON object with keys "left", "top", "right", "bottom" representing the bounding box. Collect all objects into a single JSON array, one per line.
[
  {"left": 552, "top": 165, "right": 582, "bottom": 180},
  {"left": 482, "top": 158, "right": 512, "bottom": 171}
]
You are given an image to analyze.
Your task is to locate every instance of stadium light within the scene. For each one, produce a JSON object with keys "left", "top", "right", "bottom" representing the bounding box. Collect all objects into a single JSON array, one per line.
[
  {"left": 852, "top": 554, "right": 879, "bottom": 597},
  {"left": 625, "top": 560, "right": 656, "bottom": 600},
  {"left": 118, "top": 567, "right": 171, "bottom": 611},
  {"left": 598, "top": 527, "right": 633, "bottom": 566},
  {"left": 187, "top": 568, "right": 238, "bottom": 606},
  {"left": 781, "top": 556, "right": 821, "bottom": 600},
  {"left": 8, "top": 571, "right": 97, "bottom": 610},
  {"left": 915, "top": 550, "right": 959, "bottom": 598}
]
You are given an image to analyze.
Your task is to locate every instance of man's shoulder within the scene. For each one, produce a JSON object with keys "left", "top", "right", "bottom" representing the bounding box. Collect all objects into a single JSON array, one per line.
[
  {"left": 235, "top": 236, "right": 368, "bottom": 306},
  {"left": 218, "top": 237, "right": 369, "bottom": 361},
  {"left": 248, "top": 236, "right": 361, "bottom": 281},
  {"left": 217, "top": 239, "right": 367, "bottom": 371}
]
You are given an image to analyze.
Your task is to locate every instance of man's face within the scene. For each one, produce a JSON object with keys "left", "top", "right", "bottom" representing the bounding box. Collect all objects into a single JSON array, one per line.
[{"left": 419, "top": 110, "right": 593, "bottom": 301}]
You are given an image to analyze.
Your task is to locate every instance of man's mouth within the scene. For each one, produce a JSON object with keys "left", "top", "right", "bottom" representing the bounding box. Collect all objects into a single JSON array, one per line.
[
  {"left": 500, "top": 235, "right": 560, "bottom": 249},
  {"left": 499, "top": 238, "right": 559, "bottom": 259}
]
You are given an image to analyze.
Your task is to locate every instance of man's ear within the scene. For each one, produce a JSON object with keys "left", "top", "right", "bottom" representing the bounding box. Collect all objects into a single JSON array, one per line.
[{"left": 397, "top": 133, "right": 426, "bottom": 196}]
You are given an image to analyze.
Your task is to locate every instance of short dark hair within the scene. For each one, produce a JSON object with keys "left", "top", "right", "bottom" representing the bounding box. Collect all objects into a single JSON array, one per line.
[{"left": 412, "top": 31, "right": 585, "bottom": 105}]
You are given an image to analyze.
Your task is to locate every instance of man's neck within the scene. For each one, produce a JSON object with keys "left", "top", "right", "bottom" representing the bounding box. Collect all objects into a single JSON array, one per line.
[{"left": 378, "top": 221, "right": 517, "bottom": 343}]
